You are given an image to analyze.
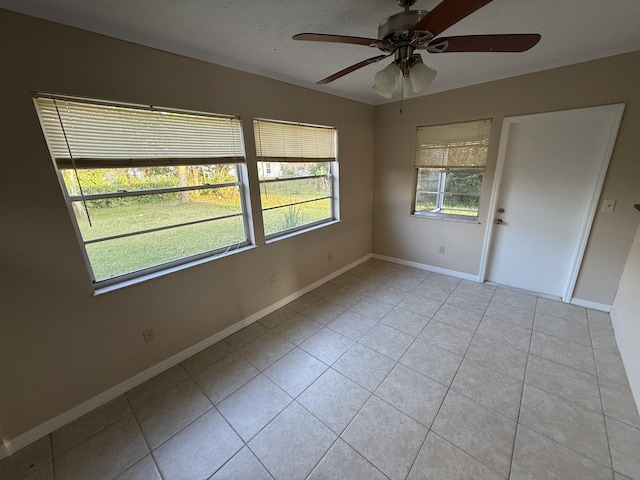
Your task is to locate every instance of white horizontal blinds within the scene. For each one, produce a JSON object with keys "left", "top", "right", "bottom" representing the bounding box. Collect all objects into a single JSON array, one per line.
[
  {"left": 415, "top": 119, "right": 491, "bottom": 168},
  {"left": 254, "top": 119, "right": 336, "bottom": 162},
  {"left": 34, "top": 96, "right": 245, "bottom": 168}
]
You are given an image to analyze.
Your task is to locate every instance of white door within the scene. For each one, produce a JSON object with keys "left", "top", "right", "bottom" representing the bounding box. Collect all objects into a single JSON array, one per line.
[{"left": 484, "top": 105, "right": 624, "bottom": 300}]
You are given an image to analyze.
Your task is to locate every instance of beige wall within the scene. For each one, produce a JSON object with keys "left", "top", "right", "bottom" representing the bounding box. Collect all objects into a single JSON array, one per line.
[
  {"left": 373, "top": 51, "right": 640, "bottom": 305},
  {"left": 611, "top": 221, "right": 640, "bottom": 411},
  {"left": 3, "top": 5, "right": 640, "bottom": 451},
  {"left": 0, "top": 10, "right": 374, "bottom": 443}
]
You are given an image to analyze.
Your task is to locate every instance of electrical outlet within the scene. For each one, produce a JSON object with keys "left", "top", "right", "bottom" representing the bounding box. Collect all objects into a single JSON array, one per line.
[
  {"left": 438, "top": 246, "right": 446, "bottom": 254},
  {"left": 142, "top": 328, "right": 154, "bottom": 344},
  {"left": 327, "top": 251, "right": 333, "bottom": 261},
  {"left": 602, "top": 199, "right": 616, "bottom": 213}
]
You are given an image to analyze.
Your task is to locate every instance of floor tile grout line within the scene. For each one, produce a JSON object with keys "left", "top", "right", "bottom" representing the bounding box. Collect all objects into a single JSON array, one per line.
[
  {"left": 527, "top": 342, "right": 598, "bottom": 380},
  {"left": 49, "top": 401, "right": 152, "bottom": 479},
  {"left": 299, "top": 368, "right": 374, "bottom": 436},
  {"left": 587, "top": 309, "right": 617, "bottom": 473},
  {"left": 127, "top": 395, "right": 158, "bottom": 475},
  {"left": 215, "top": 417, "right": 277, "bottom": 480},
  {"left": 306, "top": 266, "right": 441, "bottom": 479},
  {"left": 604, "top": 412, "right": 640, "bottom": 432},
  {"left": 430, "top": 284, "right": 521, "bottom": 478},
  {"left": 229, "top": 354, "right": 346, "bottom": 474},
  {"left": 404, "top": 280, "right": 503, "bottom": 479},
  {"left": 49, "top": 396, "right": 136, "bottom": 462},
  {"left": 144, "top": 357, "right": 266, "bottom": 479},
  {"left": 342, "top": 393, "right": 427, "bottom": 478},
  {"left": 144, "top": 404, "right": 216, "bottom": 464},
  {"left": 515, "top": 300, "right": 617, "bottom": 474},
  {"left": 505, "top": 293, "right": 538, "bottom": 479},
  {"left": 531, "top": 323, "right": 597, "bottom": 352},
  {"left": 186, "top": 312, "right": 342, "bottom": 478},
  {"left": 297, "top": 271, "right": 410, "bottom": 476},
  {"left": 222, "top": 394, "right": 295, "bottom": 475},
  {"left": 522, "top": 355, "right": 606, "bottom": 416},
  {"left": 196, "top": 361, "right": 261, "bottom": 407},
  {"left": 293, "top": 399, "right": 385, "bottom": 480},
  {"left": 513, "top": 414, "right": 617, "bottom": 472}
]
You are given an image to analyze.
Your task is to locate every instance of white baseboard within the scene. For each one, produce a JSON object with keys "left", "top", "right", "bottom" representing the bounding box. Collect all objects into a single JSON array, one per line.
[
  {"left": 370, "top": 254, "right": 614, "bottom": 313},
  {"left": 0, "top": 253, "right": 372, "bottom": 461},
  {"left": 372, "top": 254, "right": 480, "bottom": 282},
  {"left": 570, "top": 298, "right": 612, "bottom": 312}
]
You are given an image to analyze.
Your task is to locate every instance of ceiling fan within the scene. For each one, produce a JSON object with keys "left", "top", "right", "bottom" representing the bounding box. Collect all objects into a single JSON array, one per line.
[{"left": 293, "top": 0, "right": 541, "bottom": 98}]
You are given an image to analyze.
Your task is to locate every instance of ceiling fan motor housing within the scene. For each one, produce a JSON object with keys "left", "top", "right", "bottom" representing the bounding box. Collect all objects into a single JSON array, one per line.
[
  {"left": 379, "top": 9, "right": 434, "bottom": 75},
  {"left": 378, "top": 10, "right": 433, "bottom": 43}
]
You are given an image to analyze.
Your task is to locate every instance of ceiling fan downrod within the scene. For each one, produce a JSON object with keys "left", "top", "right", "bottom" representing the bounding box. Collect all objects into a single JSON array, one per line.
[
  {"left": 395, "top": 45, "right": 418, "bottom": 76},
  {"left": 397, "top": 0, "right": 418, "bottom": 11}
]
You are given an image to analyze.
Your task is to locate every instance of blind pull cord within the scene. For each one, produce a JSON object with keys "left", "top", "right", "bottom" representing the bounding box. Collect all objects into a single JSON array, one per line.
[
  {"left": 256, "top": 126, "right": 269, "bottom": 199},
  {"left": 54, "top": 100, "right": 93, "bottom": 227}
]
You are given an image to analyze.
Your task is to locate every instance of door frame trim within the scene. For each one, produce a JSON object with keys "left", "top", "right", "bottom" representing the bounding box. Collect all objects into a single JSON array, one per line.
[{"left": 478, "top": 104, "right": 625, "bottom": 302}]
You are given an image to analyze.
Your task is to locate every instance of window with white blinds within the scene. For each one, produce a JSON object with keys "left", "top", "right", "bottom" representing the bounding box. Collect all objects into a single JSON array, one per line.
[
  {"left": 415, "top": 119, "right": 491, "bottom": 169},
  {"left": 33, "top": 94, "right": 251, "bottom": 288},
  {"left": 254, "top": 119, "right": 336, "bottom": 162},
  {"left": 413, "top": 119, "right": 491, "bottom": 220},
  {"left": 35, "top": 96, "right": 245, "bottom": 168},
  {"left": 253, "top": 119, "right": 338, "bottom": 239}
]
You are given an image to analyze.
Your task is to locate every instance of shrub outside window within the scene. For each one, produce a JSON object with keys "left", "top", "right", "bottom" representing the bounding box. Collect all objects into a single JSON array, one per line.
[
  {"left": 413, "top": 119, "right": 491, "bottom": 220},
  {"left": 34, "top": 95, "right": 251, "bottom": 287},
  {"left": 253, "top": 119, "right": 338, "bottom": 239}
]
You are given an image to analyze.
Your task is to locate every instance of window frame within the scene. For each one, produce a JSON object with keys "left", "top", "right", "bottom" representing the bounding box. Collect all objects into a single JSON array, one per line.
[
  {"left": 253, "top": 118, "right": 339, "bottom": 240},
  {"left": 413, "top": 167, "right": 485, "bottom": 220},
  {"left": 411, "top": 119, "right": 491, "bottom": 222},
  {"left": 34, "top": 93, "right": 253, "bottom": 290}
]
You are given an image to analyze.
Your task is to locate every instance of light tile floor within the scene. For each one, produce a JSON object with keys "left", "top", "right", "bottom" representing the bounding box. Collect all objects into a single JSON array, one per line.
[{"left": 2, "top": 259, "right": 640, "bottom": 480}]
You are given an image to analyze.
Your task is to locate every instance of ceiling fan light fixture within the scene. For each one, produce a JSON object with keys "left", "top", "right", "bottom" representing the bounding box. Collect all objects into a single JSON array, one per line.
[
  {"left": 374, "top": 62, "right": 401, "bottom": 94},
  {"left": 371, "top": 84, "right": 394, "bottom": 98},
  {"left": 409, "top": 61, "right": 437, "bottom": 93},
  {"left": 402, "top": 76, "right": 420, "bottom": 98}
]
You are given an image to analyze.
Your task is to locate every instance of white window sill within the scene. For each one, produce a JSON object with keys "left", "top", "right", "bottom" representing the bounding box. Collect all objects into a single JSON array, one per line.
[
  {"left": 93, "top": 244, "right": 256, "bottom": 295},
  {"left": 411, "top": 213, "right": 480, "bottom": 224},
  {"left": 265, "top": 219, "right": 340, "bottom": 244}
]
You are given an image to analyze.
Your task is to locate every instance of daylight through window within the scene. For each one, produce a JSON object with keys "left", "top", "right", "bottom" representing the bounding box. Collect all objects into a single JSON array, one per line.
[
  {"left": 253, "top": 119, "right": 338, "bottom": 238},
  {"left": 413, "top": 119, "right": 491, "bottom": 220},
  {"left": 34, "top": 95, "right": 250, "bottom": 287}
]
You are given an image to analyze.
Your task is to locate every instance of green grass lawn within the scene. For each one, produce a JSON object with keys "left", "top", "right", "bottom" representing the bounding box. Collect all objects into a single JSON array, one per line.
[
  {"left": 415, "top": 198, "right": 479, "bottom": 217},
  {"left": 77, "top": 185, "right": 332, "bottom": 281},
  {"left": 79, "top": 201, "right": 245, "bottom": 280}
]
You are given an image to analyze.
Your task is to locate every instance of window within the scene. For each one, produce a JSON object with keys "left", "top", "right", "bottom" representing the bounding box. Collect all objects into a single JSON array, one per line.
[
  {"left": 34, "top": 94, "right": 250, "bottom": 287},
  {"left": 253, "top": 119, "right": 338, "bottom": 239},
  {"left": 413, "top": 119, "right": 491, "bottom": 220}
]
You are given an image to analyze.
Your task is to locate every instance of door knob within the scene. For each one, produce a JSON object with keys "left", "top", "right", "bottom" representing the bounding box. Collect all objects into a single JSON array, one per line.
[
  {"left": 497, "top": 208, "right": 505, "bottom": 213},
  {"left": 495, "top": 218, "right": 503, "bottom": 224}
]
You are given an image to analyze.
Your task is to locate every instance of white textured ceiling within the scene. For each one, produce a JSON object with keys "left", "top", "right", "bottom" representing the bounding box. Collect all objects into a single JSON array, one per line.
[{"left": 2, "top": 0, "right": 640, "bottom": 104}]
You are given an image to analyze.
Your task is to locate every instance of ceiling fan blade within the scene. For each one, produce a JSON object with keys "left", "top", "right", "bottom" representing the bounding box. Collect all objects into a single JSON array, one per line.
[
  {"left": 317, "top": 54, "right": 390, "bottom": 85},
  {"left": 412, "top": 0, "right": 493, "bottom": 37},
  {"left": 293, "top": 33, "right": 381, "bottom": 47},
  {"left": 426, "top": 34, "right": 541, "bottom": 53}
]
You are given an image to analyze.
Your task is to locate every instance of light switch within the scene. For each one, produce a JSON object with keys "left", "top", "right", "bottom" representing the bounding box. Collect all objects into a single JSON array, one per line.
[{"left": 602, "top": 199, "right": 616, "bottom": 213}]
